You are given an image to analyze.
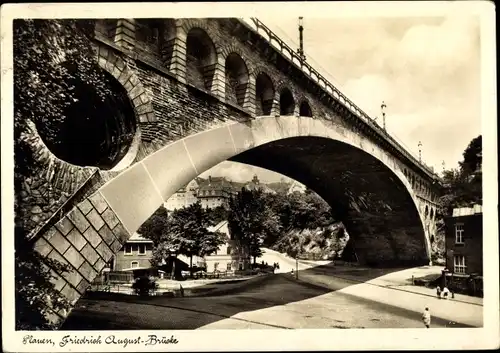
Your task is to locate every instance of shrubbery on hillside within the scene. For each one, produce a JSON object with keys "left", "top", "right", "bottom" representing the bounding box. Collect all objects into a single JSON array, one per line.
[{"left": 272, "top": 222, "right": 349, "bottom": 260}]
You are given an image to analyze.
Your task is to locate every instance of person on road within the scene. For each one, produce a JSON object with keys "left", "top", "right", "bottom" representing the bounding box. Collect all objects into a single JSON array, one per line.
[
  {"left": 422, "top": 307, "right": 431, "bottom": 328},
  {"left": 436, "top": 286, "right": 441, "bottom": 299},
  {"left": 442, "top": 286, "right": 450, "bottom": 299}
]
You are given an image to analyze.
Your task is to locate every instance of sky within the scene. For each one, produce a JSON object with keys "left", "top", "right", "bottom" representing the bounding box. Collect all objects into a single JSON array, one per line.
[{"left": 201, "top": 13, "right": 482, "bottom": 184}]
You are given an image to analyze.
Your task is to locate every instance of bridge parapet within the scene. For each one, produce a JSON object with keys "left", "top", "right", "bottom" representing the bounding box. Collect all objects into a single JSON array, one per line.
[{"left": 241, "top": 18, "right": 439, "bottom": 181}]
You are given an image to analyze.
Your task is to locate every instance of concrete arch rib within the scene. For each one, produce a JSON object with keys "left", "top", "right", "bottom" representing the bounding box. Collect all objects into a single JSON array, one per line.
[{"left": 98, "top": 116, "right": 431, "bottom": 267}]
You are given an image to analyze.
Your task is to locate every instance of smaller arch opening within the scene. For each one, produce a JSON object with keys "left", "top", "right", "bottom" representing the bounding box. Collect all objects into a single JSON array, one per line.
[
  {"left": 186, "top": 27, "right": 216, "bottom": 90},
  {"left": 280, "top": 88, "right": 295, "bottom": 116},
  {"left": 425, "top": 205, "right": 429, "bottom": 218},
  {"left": 255, "top": 72, "right": 274, "bottom": 116},
  {"left": 135, "top": 19, "right": 163, "bottom": 58},
  {"left": 430, "top": 208, "right": 434, "bottom": 220},
  {"left": 299, "top": 100, "right": 313, "bottom": 117},
  {"left": 225, "top": 52, "right": 249, "bottom": 107}
]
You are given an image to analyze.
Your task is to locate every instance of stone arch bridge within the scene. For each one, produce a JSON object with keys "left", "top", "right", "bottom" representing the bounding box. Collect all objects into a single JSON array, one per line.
[{"left": 20, "top": 18, "right": 442, "bottom": 324}]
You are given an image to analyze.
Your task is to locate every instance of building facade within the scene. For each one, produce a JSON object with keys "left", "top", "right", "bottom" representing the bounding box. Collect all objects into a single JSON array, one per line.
[
  {"left": 444, "top": 205, "right": 483, "bottom": 276},
  {"left": 108, "top": 232, "right": 155, "bottom": 272},
  {"left": 197, "top": 176, "right": 237, "bottom": 209},
  {"left": 205, "top": 221, "right": 251, "bottom": 272},
  {"left": 164, "top": 179, "right": 200, "bottom": 211}
]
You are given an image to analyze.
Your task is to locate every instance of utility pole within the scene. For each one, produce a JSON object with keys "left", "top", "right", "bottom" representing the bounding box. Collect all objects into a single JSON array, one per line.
[
  {"left": 418, "top": 141, "right": 423, "bottom": 162},
  {"left": 296, "top": 254, "right": 299, "bottom": 280},
  {"left": 297, "top": 17, "right": 306, "bottom": 63},
  {"left": 381, "top": 101, "right": 387, "bottom": 130}
]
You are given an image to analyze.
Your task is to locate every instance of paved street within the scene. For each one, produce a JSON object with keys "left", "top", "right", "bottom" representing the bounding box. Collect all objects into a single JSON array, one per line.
[{"left": 62, "top": 262, "right": 475, "bottom": 330}]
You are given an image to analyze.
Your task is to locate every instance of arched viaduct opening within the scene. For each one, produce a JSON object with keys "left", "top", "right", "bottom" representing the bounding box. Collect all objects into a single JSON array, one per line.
[
  {"left": 99, "top": 116, "right": 430, "bottom": 268},
  {"left": 35, "top": 61, "right": 137, "bottom": 170}
]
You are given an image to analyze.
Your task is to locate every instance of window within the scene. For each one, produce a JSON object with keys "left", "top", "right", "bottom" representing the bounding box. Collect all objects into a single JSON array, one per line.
[
  {"left": 455, "top": 224, "right": 464, "bottom": 244},
  {"left": 454, "top": 255, "right": 466, "bottom": 274},
  {"left": 124, "top": 244, "right": 132, "bottom": 255},
  {"left": 131, "top": 261, "right": 139, "bottom": 269},
  {"left": 227, "top": 263, "right": 232, "bottom": 270},
  {"left": 214, "top": 262, "right": 219, "bottom": 271},
  {"left": 227, "top": 246, "right": 232, "bottom": 255},
  {"left": 138, "top": 244, "right": 146, "bottom": 255}
]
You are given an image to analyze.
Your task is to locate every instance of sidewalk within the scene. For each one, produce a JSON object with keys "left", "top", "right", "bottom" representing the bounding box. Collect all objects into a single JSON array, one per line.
[{"left": 296, "top": 266, "right": 483, "bottom": 327}]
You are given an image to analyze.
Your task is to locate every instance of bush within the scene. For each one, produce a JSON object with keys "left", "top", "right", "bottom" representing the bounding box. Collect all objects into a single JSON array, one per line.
[{"left": 131, "top": 276, "right": 158, "bottom": 297}]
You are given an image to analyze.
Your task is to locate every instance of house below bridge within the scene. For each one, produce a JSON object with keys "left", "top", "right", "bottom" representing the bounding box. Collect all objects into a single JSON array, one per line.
[
  {"left": 442, "top": 205, "right": 483, "bottom": 296},
  {"left": 102, "top": 220, "right": 249, "bottom": 279},
  {"left": 204, "top": 220, "right": 251, "bottom": 272}
]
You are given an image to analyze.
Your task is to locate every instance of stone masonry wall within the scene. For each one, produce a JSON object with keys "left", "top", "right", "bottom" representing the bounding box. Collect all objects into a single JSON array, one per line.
[{"left": 33, "top": 191, "right": 130, "bottom": 324}]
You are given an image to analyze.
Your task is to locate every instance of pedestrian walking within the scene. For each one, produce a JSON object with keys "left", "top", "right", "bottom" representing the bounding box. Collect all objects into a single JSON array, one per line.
[
  {"left": 442, "top": 286, "right": 450, "bottom": 300},
  {"left": 436, "top": 286, "right": 442, "bottom": 299},
  {"left": 422, "top": 307, "right": 431, "bottom": 328}
]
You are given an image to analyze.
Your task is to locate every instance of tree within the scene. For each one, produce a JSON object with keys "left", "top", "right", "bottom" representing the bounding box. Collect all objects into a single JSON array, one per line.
[
  {"left": 206, "top": 205, "right": 229, "bottom": 224},
  {"left": 137, "top": 206, "right": 173, "bottom": 267},
  {"left": 438, "top": 135, "right": 482, "bottom": 216},
  {"left": 138, "top": 206, "right": 171, "bottom": 245},
  {"left": 228, "top": 188, "right": 280, "bottom": 264},
  {"left": 14, "top": 19, "right": 110, "bottom": 330},
  {"left": 168, "top": 202, "right": 226, "bottom": 277}
]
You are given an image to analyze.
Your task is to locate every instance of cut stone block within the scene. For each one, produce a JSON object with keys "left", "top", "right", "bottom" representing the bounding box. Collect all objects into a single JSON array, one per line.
[
  {"left": 44, "top": 228, "right": 71, "bottom": 255},
  {"left": 89, "top": 192, "right": 109, "bottom": 214},
  {"left": 82, "top": 226, "right": 103, "bottom": 249},
  {"left": 63, "top": 246, "right": 85, "bottom": 269},
  {"left": 77, "top": 199, "right": 94, "bottom": 215},
  {"left": 80, "top": 243, "right": 100, "bottom": 265},
  {"left": 86, "top": 209, "right": 105, "bottom": 232},
  {"left": 66, "top": 228, "right": 87, "bottom": 251},
  {"left": 67, "top": 208, "right": 90, "bottom": 233},
  {"left": 55, "top": 217, "right": 74, "bottom": 236}
]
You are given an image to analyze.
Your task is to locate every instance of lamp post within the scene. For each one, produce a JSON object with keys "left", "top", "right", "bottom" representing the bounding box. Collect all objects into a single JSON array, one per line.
[
  {"left": 381, "top": 101, "right": 387, "bottom": 130},
  {"left": 418, "top": 141, "right": 422, "bottom": 162},
  {"left": 297, "top": 17, "right": 306, "bottom": 63}
]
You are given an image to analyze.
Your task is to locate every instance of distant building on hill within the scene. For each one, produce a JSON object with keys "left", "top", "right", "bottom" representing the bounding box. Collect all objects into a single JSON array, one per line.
[
  {"left": 164, "top": 178, "right": 200, "bottom": 211},
  {"left": 243, "top": 175, "right": 277, "bottom": 194},
  {"left": 197, "top": 176, "right": 237, "bottom": 209},
  {"left": 164, "top": 174, "right": 298, "bottom": 211}
]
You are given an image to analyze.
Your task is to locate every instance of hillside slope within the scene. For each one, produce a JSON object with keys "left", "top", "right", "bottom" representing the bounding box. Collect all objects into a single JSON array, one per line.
[{"left": 271, "top": 222, "right": 349, "bottom": 260}]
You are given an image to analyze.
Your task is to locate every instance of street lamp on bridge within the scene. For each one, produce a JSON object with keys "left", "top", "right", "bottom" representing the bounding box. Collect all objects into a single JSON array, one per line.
[
  {"left": 381, "top": 101, "right": 387, "bottom": 130},
  {"left": 418, "top": 141, "right": 423, "bottom": 162},
  {"left": 297, "top": 17, "right": 306, "bottom": 63}
]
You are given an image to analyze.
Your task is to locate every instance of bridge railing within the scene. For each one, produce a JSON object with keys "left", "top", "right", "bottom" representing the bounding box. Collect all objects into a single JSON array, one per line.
[{"left": 240, "top": 18, "right": 437, "bottom": 179}]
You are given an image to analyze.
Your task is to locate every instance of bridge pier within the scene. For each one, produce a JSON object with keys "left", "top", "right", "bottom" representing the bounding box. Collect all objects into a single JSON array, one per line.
[{"left": 33, "top": 191, "right": 131, "bottom": 325}]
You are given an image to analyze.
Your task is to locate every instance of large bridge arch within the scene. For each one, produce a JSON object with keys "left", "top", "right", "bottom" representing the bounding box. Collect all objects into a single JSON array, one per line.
[
  {"left": 32, "top": 114, "right": 432, "bottom": 323},
  {"left": 98, "top": 115, "right": 431, "bottom": 264}
]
